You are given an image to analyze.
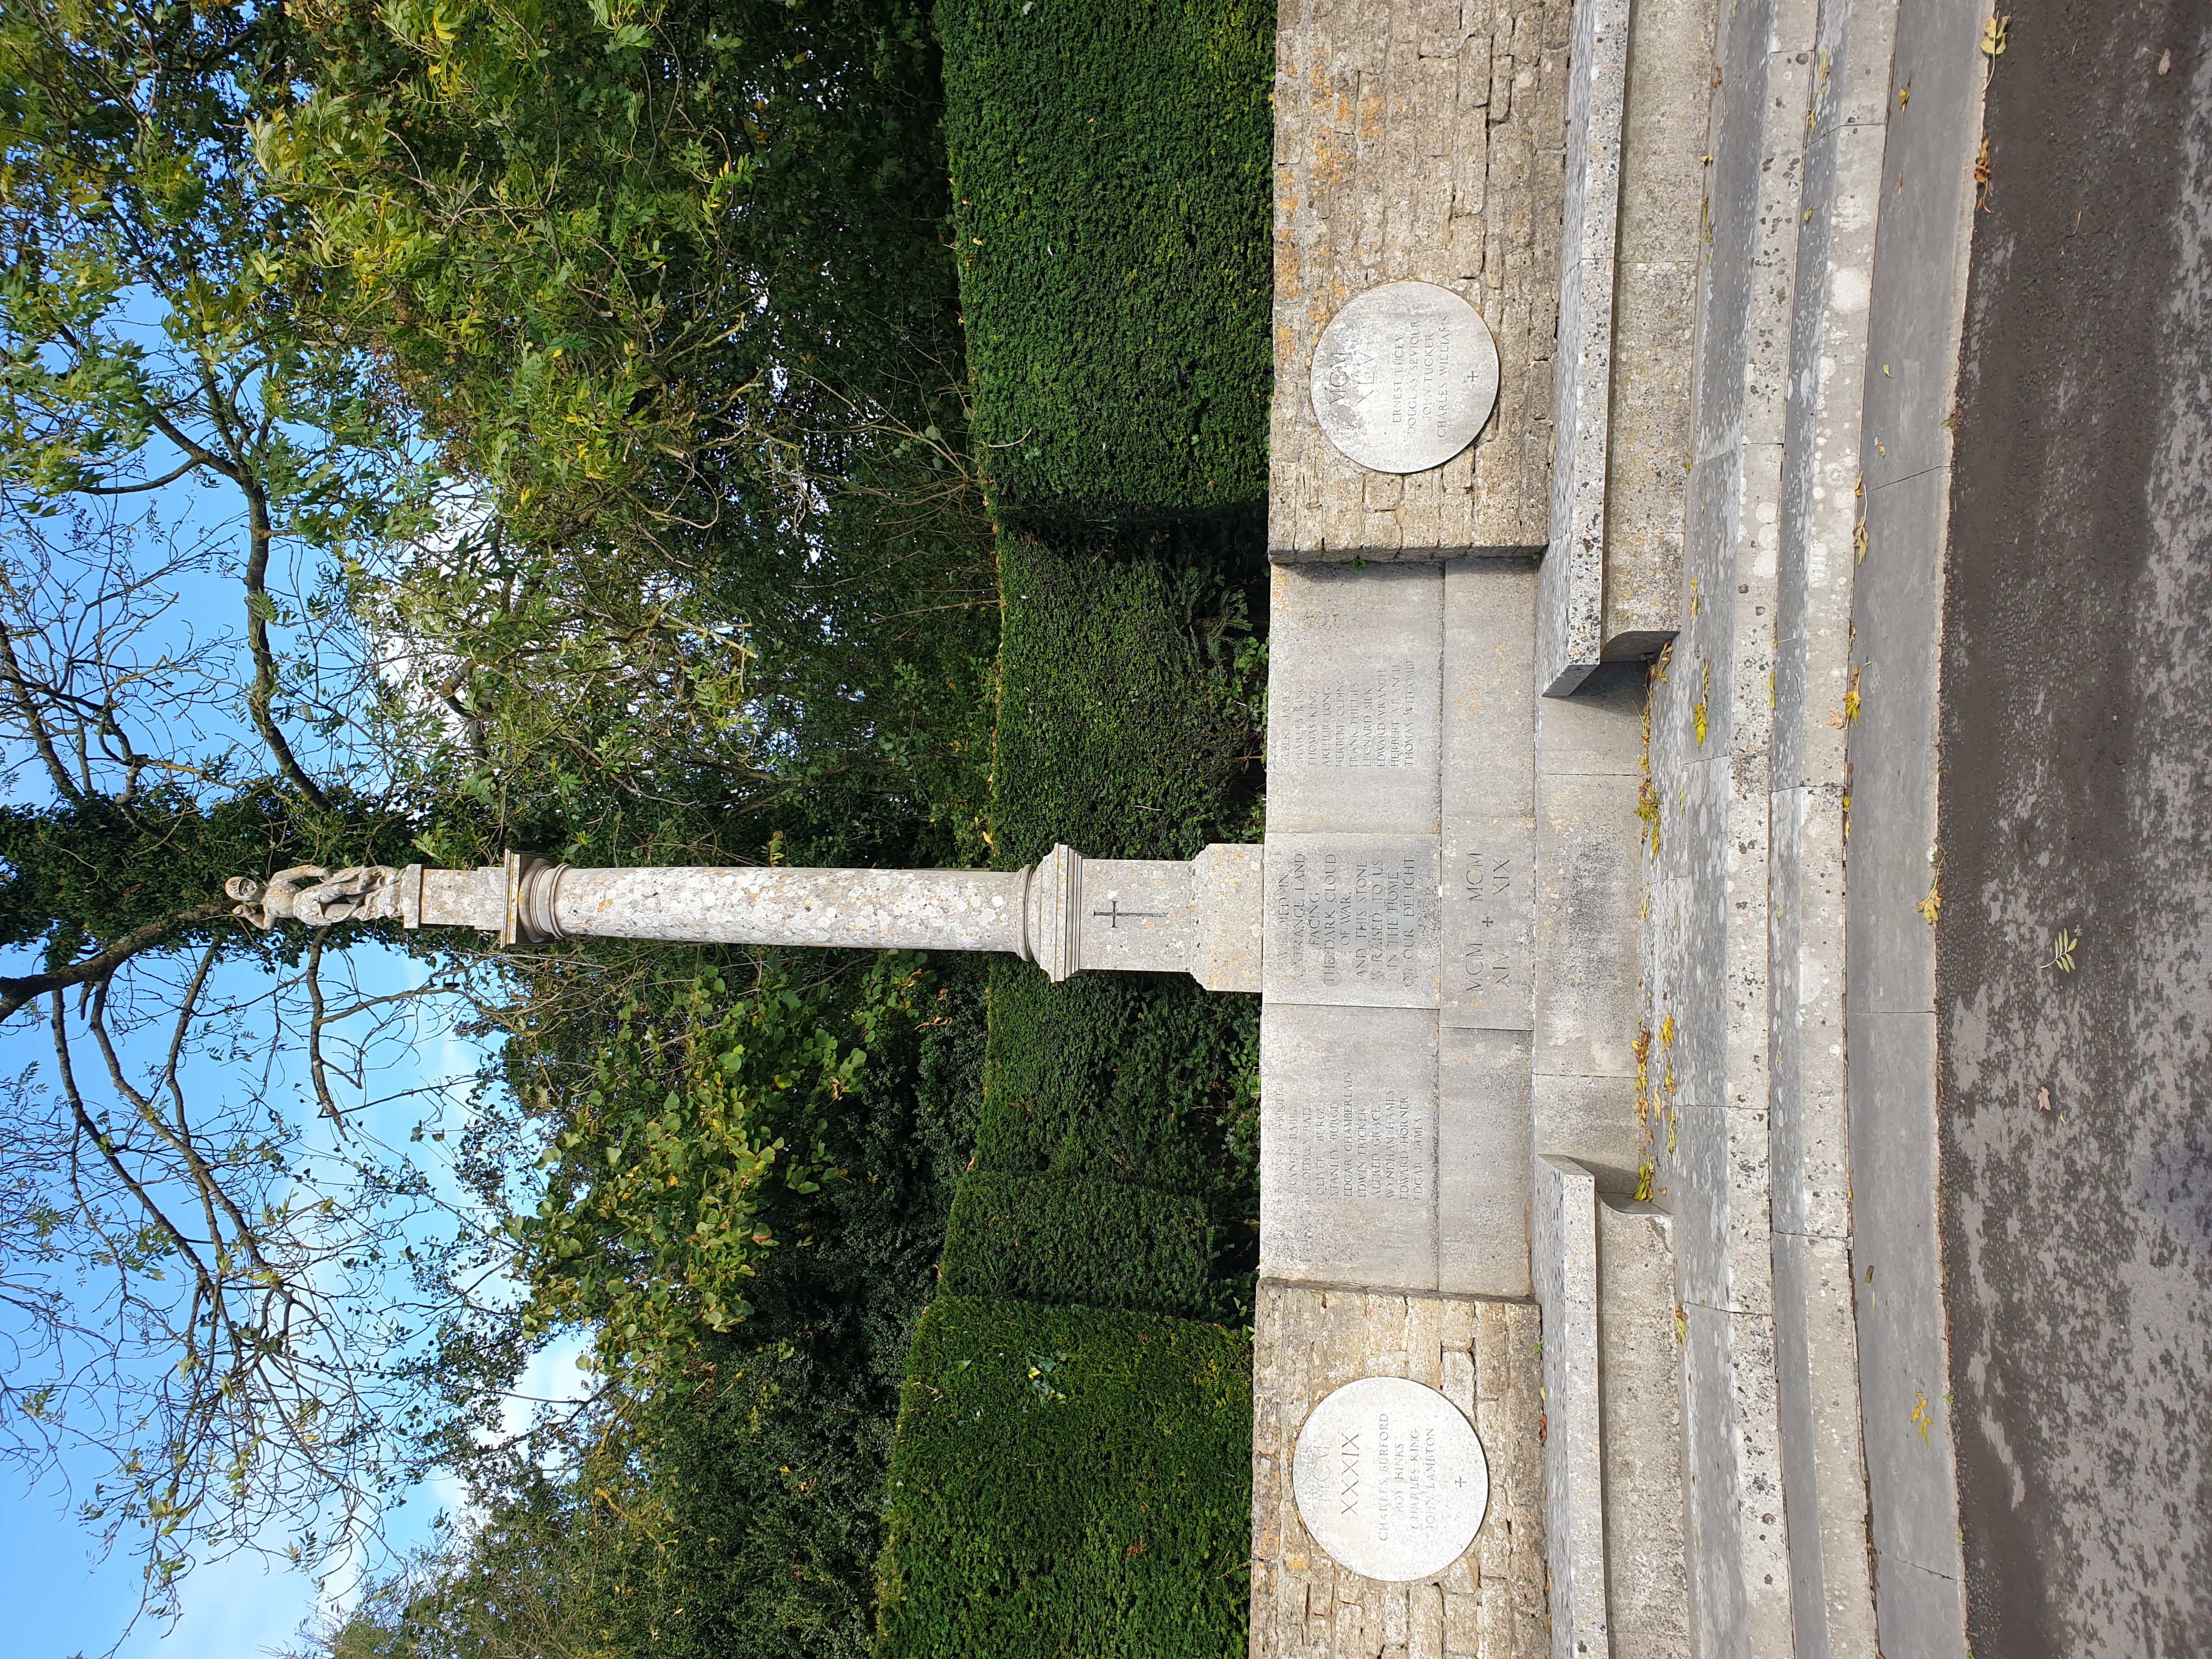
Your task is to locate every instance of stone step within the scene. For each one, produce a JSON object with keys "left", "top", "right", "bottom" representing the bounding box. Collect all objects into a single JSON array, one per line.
[
  {"left": 1534, "top": 1155, "right": 1689, "bottom": 1659},
  {"left": 1629, "top": 0, "right": 1985, "bottom": 1643}
]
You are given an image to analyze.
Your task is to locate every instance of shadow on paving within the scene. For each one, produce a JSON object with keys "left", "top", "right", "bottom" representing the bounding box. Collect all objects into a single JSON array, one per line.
[{"left": 1936, "top": 4, "right": 2212, "bottom": 1654}]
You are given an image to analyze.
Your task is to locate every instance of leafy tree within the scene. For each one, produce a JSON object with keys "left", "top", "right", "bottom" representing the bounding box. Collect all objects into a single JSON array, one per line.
[
  {"left": 305, "top": 955, "right": 988, "bottom": 1659},
  {"left": 0, "top": 0, "right": 990, "bottom": 1636},
  {"left": 0, "top": 0, "right": 457, "bottom": 1616},
  {"left": 267, "top": 0, "right": 1001, "bottom": 874},
  {"left": 267, "top": 0, "right": 961, "bottom": 553}
]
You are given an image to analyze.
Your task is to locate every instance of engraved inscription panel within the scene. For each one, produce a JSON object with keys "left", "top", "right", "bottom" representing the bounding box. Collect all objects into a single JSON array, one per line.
[
  {"left": 1291, "top": 1376, "right": 1489, "bottom": 1581},
  {"left": 1263, "top": 834, "right": 1442, "bottom": 1008},
  {"left": 1441, "top": 819, "right": 1536, "bottom": 1030},
  {"left": 1274, "top": 661, "right": 1426, "bottom": 772},
  {"left": 1310, "top": 282, "right": 1502, "bottom": 475},
  {"left": 1272, "top": 1079, "right": 1427, "bottom": 1206},
  {"left": 1266, "top": 563, "right": 1441, "bottom": 836},
  {"left": 1259, "top": 1003, "right": 1437, "bottom": 1289}
]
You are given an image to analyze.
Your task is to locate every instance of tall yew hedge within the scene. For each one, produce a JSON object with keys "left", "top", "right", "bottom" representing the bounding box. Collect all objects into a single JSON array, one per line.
[{"left": 938, "top": 0, "right": 1276, "bottom": 530}]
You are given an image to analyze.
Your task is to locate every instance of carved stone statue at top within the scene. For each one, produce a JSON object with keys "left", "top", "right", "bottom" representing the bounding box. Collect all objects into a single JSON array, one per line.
[
  {"left": 227, "top": 866, "right": 409, "bottom": 930},
  {"left": 223, "top": 847, "right": 1263, "bottom": 993}
]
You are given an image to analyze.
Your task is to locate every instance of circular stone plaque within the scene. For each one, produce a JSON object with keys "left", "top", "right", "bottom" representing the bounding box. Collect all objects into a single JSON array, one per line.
[
  {"left": 1291, "top": 1376, "right": 1489, "bottom": 1582},
  {"left": 1309, "top": 281, "right": 1500, "bottom": 474}
]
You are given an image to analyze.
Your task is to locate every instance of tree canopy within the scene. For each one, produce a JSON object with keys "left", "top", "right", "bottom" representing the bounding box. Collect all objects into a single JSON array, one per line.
[{"left": 0, "top": 0, "right": 994, "bottom": 1629}]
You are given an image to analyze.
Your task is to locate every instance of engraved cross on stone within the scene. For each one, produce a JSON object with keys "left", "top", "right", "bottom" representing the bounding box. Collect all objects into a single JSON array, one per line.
[{"left": 1091, "top": 896, "right": 1164, "bottom": 929}]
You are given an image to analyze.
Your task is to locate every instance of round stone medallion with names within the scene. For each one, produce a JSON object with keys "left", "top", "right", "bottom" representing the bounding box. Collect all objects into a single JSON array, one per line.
[
  {"left": 1308, "top": 281, "right": 1501, "bottom": 475},
  {"left": 1291, "top": 1376, "right": 1489, "bottom": 1582}
]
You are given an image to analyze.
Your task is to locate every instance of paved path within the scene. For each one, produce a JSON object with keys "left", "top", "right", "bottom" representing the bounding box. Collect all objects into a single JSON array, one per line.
[{"left": 1935, "top": 4, "right": 2212, "bottom": 1653}]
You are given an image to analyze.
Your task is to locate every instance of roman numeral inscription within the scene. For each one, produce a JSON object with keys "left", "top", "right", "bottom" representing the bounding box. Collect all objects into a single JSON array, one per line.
[
  {"left": 1290, "top": 1376, "right": 1489, "bottom": 1583},
  {"left": 1441, "top": 825, "right": 1535, "bottom": 1031}
]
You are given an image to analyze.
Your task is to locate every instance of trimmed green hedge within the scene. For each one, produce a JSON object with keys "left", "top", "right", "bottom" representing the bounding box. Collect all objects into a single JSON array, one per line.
[
  {"left": 977, "top": 528, "right": 1266, "bottom": 1314},
  {"left": 940, "top": 1171, "right": 1220, "bottom": 1318},
  {"left": 880, "top": 8, "right": 1274, "bottom": 1647},
  {"left": 977, "top": 964, "right": 1257, "bottom": 1203},
  {"left": 992, "top": 531, "right": 1267, "bottom": 866},
  {"left": 939, "top": 0, "right": 1276, "bottom": 527},
  {"left": 876, "top": 1296, "right": 1252, "bottom": 1659}
]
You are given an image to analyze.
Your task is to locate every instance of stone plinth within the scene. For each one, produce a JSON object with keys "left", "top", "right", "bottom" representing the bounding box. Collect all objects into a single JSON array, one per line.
[{"left": 1259, "top": 555, "right": 1542, "bottom": 1302}]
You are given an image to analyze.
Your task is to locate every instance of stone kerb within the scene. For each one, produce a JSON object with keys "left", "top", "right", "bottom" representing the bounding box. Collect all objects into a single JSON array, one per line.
[
  {"left": 1535, "top": 0, "right": 1710, "bottom": 697},
  {"left": 1533, "top": 1156, "right": 1607, "bottom": 1659},
  {"left": 1536, "top": 0, "right": 1628, "bottom": 695}
]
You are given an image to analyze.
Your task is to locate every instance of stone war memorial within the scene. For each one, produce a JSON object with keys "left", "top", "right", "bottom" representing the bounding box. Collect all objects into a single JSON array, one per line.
[{"left": 250, "top": 0, "right": 2004, "bottom": 1648}]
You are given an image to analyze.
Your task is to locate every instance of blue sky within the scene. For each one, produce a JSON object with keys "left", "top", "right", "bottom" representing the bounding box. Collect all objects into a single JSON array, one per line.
[
  {"left": 0, "top": 946, "right": 485, "bottom": 1659},
  {"left": 0, "top": 945, "right": 590, "bottom": 1659},
  {"left": 0, "top": 310, "right": 583, "bottom": 1655}
]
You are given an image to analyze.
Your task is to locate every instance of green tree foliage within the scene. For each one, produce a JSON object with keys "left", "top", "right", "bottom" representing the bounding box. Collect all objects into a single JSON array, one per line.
[
  {"left": 264, "top": 0, "right": 1003, "bottom": 872},
  {"left": 268, "top": 0, "right": 960, "bottom": 551},
  {"left": 317, "top": 1361, "right": 893, "bottom": 1659},
  {"left": 0, "top": 0, "right": 430, "bottom": 809},
  {"left": 514, "top": 952, "right": 932, "bottom": 1386},
  {"left": 309, "top": 957, "right": 989, "bottom": 1659},
  {"left": 0, "top": 0, "right": 450, "bottom": 1611},
  {"left": 0, "top": 0, "right": 996, "bottom": 1622}
]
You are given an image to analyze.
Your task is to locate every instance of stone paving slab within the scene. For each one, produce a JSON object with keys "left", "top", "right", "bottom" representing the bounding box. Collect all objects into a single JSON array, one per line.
[
  {"left": 1442, "top": 561, "right": 1537, "bottom": 1032},
  {"left": 1270, "top": 0, "right": 1570, "bottom": 560},
  {"left": 1251, "top": 1284, "right": 1549, "bottom": 1658},
  {"left": 1438, "top": 1029, "right": 1533, "bottom": 1299}
]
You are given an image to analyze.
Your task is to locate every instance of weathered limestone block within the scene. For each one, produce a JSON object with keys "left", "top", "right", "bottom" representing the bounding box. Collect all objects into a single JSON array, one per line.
[
  {"left": 1272, "top": 0, "right": 1571, "bottom": 560},
  {"left": 1442, "top": 561, "right": 1538, "bottom": 1035},
  {"left": 1266, "top": 561, "right": 1444, "bottom": 837},
  {"left": 1598, "top": 0, "right": 1712, "bottom": 659},
  {"left": 1598, "top": 1203, "right": 1689, "bottom": 1658},
  {"left": 1251, "top": 1284, "right": 1547, "bottom": 1659},
  {"left": 1533, "top": 1155, "right": 1607, "bottom": 1659},
  {"left": 1261, "top": 1005, "right": 1440, "bottom": 1289}
]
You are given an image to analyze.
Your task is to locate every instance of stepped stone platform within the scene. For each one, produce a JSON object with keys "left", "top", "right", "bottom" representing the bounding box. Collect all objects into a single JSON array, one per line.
[
  {"left": 1249, "top": 1, "right": 1674, "bottom": 1651},
  {"left": 1250, "top": 0, "right": 1993, "bottom": 1649}
]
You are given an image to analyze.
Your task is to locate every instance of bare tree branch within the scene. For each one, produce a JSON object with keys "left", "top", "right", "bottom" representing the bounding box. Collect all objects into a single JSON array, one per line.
[
  {"left": 0, "top": 903, "right": 234, "bottom": 1025},
  {"left": 75, "top": 456, "right": 206, "bottom": 496},
  {"left": 0, "top": 615, "right": 91, "bottom": 807}
]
